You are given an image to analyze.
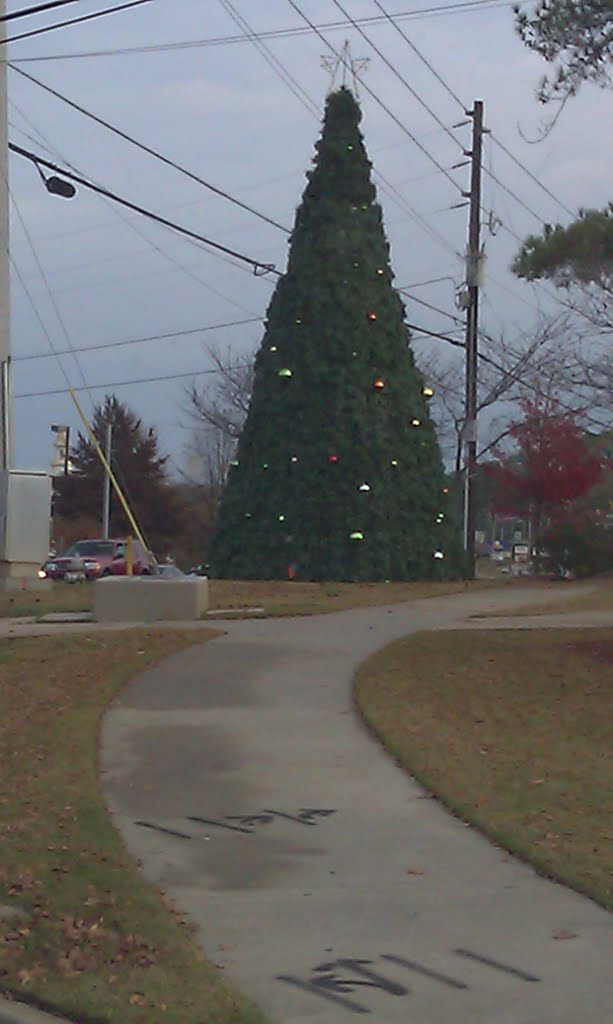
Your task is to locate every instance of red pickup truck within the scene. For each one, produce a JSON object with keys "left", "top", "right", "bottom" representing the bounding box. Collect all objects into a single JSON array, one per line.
[{"left": 43, "top": 539, "right": 156, "bottom": 581}]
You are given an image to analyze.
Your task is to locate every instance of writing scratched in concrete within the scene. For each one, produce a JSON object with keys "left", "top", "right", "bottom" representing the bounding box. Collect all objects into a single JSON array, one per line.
[
  {"left": 277, "top": 949, "right": 540, "bottom": 1014},
  {"left": 135, "top": 808, "right": 336, "bottom": 839}
]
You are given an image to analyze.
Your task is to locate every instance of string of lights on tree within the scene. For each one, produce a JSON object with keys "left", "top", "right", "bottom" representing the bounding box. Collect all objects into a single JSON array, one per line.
[
  {"left": 226, "top": 256, "right": 450, "bottom": 567},
  {"left": 209, "top": 87, "right": 464, "bottom": 582}
]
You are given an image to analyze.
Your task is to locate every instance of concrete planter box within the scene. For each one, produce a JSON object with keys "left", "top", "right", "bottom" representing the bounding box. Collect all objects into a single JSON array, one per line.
[{"left": 94, "top": 575, "right": 209, "bottom": 622}]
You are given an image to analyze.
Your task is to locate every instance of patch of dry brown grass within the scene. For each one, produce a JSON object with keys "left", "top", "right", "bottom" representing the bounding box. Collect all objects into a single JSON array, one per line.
[
  {"left": 207, "top": 578, "right": 491, "bottom": 616},
  {"left": 478, "top": 579, "right": 613, "bottom": 618},
  {"left": 0, "top": 583, "right": 93, "bottom": 620},
  {"left": 355, "top": 628, "right": 613, "bottom": 908},
  {"left": 0, "top": 578, "right": 498, "bottom": 622},
  {"left": 0, "top": 629, "right": 267, "bottom": 1024}
]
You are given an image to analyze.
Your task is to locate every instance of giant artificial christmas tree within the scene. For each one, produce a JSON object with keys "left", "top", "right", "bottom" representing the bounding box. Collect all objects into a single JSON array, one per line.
[{"left": 210, "top": 87, "right": 465, "bottom": 581}]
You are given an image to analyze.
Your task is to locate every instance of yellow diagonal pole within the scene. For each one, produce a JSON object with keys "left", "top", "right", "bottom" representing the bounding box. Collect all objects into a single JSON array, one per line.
[{"left": 68, "top": 388, "right": 152, "bottom": 556}]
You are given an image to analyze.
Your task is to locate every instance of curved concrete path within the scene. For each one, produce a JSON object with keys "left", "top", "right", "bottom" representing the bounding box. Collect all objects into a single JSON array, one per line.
[{"left": 100, "top": 586, "right": 612, "bottom": 1024}]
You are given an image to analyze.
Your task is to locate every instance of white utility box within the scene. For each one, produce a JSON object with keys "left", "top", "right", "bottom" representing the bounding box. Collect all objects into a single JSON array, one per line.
[{"left": 0, "top": 470, "right": 51, "bottom": 590}]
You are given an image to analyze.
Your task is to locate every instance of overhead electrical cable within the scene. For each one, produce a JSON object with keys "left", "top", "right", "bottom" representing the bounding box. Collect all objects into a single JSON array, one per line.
[
  {"left": 10, "top": 253, "right": 75, "bottom": 393},
  {"left": 9, "top": 142, "right": 283, "bottom": 277},
  {"left": 16, "top": 315, "right": 465, "bottom": 363},
  {"left": 8, "top": 102, "right": 261, "bottom": 314},
  {"left": 21, "top": 324, "right": 607, "bottom": 434},
  {"left": 10, "top": 185, "right": 91, "bottom": 392},
  {"left": 16, "top": 366, "right": 227, "bottom": 397},
  {"left": 16, "top": 317, "right": 264, "bottom": 361},
  {"left": 372, "top": 0, "right": 576, "bottom": 220},
  {"left": 286, "top": 0, "right": 464, "bottom": 197},
  {"left": 9, "top": 65, "right": 290, "bottom": 234},
  {"left": 0, "top": 0, "right": 150, "bottom": 45},
  {"left": 0, "top": 0, "right": 79, "bottom": 22},
  {"left": 218, "top": 0, "right": 320, "bottom": 119},
  {"left": 329, "top": 0, "right": 464, "bottom": 153},
  {"left": 213, "top": 3, "right": 461, "bottom": 260},
  {"left": 489, "top": 134, "right": 575, "bottom": 218},
  {"left": 8, "top": 1, "right": 513, "bottom": 60}
]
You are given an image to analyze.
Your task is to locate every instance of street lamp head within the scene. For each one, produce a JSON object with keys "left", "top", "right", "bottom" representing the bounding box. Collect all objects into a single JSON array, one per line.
[{"left": 45, "top": 175, "right": 77, "bottom": 199}]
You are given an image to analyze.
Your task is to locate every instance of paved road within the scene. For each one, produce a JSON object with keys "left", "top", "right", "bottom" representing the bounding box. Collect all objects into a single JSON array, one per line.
[{"left": 99, "top": 585, "right": 613, "bottom": 1024}]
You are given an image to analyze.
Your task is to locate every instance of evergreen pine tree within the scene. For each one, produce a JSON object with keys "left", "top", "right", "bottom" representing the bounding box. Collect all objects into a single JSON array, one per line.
[
  {"left": 56, "top": 395, "right": 183, "bottom": 555},
  {"left": 210, "top": 87, "right": 465, "bottom": 581}
]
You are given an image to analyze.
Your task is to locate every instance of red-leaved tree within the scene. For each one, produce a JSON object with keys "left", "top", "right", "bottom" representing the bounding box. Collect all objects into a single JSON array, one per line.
[{"left": 485, "top": 397, "right": 605, "bottom": 560}]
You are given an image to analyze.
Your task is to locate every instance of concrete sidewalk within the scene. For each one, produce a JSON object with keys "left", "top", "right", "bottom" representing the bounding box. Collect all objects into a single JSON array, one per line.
[
  {"left": 0, "top": 1001, "right": 73, "bottom": 1024},
  {"left": 98, "top": 585, "right": 612, "bottom": 1024}
]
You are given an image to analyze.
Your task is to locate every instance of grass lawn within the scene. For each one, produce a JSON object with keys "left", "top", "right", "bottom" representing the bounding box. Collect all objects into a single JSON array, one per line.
[
  {"left": 476, "top": 577, "right": 613, "bottom": 618},
  {"left": 355, "top": 627, "right": 613, "bottom": 909},
  {"left": 0, "top": 629, "right": 268, "bottom": 1024},
  {"left": 0, "top": 577, "right": 496, "bottom": 621}
]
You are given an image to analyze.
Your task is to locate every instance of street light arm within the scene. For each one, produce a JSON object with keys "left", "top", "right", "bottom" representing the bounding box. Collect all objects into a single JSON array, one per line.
[{"left": 8, "top": 141, "right": 281, "bottom": 276}]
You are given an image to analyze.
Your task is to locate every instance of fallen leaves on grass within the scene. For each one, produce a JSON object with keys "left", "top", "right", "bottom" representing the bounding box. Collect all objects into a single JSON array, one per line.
[
  {"left": 356, "top": 628, "right": 613, "bottom": 910},
  {"left": 0, "top": 628, "right": 265, "bottom": 1024}
]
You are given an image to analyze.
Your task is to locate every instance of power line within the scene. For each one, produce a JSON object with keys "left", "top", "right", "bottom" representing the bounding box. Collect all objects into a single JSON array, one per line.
[
  {"left": 9, "top": 64, "right": 290, "bottom": 235},
  {"left": 9, "top": 142, "right": 283, "bottom": 277},
  {"left": 407, "top": 322, "right": 465, "bottom": 347},
  {"left": 23, "top": 322, "right": 606, "bottom": 433},
  {"left": 15, "top": 317, "right": 264, "bottom": 362},
  {"left": 11, "top": 9, "right": 469, "bottom": 268},
  {"left": 8, "top": 1, "right": 512, "bottom": 61},
  {"left": 372, "top": 0, "right": 575, "bottom": 222},
  {"left": 2, "top": 0, "right": 150, "bottom": 45},
  {"left": 398, "top": 287, "right": 465, "bottom": 326},
  {"left": 286, "top": 0, "right": 463, "bottom": 197},
  {"left": 218, "top": 0, "right": 320, "bottom": 119},
  {"left": 9, "top": 184, "right": 90, "bottom": 393},
  {"left": 329, "top": 0, "right": 464, "bottom": 153},
  {"left": 481, "top": 165, "right": 545, "bottom": 225},
  {"left": 371, "top": 0, "right": 467, "bottom": 107},
  {"left": 213, "top": 3, "right": 461, "bottom": 260},
  {"left": 0, "top": 0, "right": 79, "bottom": 22},
  {"left": 8, "top": 101, "right": 261, "bottom": 315},
  {"left": 16, "top": 365, "right": 224, "bottom": 398},
  {"left": 489, "top": 134, "right": 575, "bottom": 219},
  {"left": 12, "top": 321, "right": 470, "bottom": 397}
]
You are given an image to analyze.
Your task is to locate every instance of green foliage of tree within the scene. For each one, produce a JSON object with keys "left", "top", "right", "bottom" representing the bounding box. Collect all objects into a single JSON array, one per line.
[
  {"left": 512, "top": 205, "right": 613, "bottom": 289},
  {"left": 55, "top": 395, "right": 183, "bottom": 556},
  {"left": 515, "top": 0, "right": 613, "bottom": 101},
  {"left": 209, "top": 88, "right": 465, "bottom": 582},
  {"left": 543, "top": 511, "right": 613, "bottom": 577}
]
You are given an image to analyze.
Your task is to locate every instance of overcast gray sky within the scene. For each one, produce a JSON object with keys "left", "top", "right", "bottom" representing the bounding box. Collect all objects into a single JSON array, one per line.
[{"left": 5, "top": 0, "right": 612, "bottom": 472}]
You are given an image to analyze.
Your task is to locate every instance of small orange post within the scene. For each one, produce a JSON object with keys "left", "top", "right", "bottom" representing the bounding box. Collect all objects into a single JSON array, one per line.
[{"left": 126, "top": 535, "right": 133, "bottom": 576}]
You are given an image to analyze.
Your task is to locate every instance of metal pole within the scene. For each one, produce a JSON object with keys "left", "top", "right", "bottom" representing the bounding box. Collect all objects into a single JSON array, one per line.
[
  {"left": 0, "top": 0, "right": 12, "bottom": 472},
  {"left": 63, "top": 425, "right": 70, "bottom": 475},
  {"left": 0, "top": 359, "right": 9, "bottom": 471},
  {"left": 102, "top": 422, "right": 112, "bottom": 539},
  {"left": 463, "top": 99, "right": 484, "bottom": 578}
]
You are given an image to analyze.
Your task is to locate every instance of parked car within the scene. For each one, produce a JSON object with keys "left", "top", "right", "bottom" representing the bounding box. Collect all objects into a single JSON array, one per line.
[
  {"left": 186, "top": 563, "right": 209, "bottom": 577},
  {"left": 43, "top": 539, "right": 156, "bottom": 581},
  {"left": 154, "top": 564, "right": 186, "bottom": 580}
]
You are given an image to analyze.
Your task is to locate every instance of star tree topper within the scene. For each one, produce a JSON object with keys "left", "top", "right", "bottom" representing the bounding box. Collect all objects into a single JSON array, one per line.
[{"left": 321, "top": 39, "right": 370, "bottom": 96}]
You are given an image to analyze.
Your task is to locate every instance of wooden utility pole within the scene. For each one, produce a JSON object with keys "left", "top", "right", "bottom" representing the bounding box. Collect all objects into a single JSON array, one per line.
[{"left": 462, "top": 99, "right": 484, "bottom": 577}]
